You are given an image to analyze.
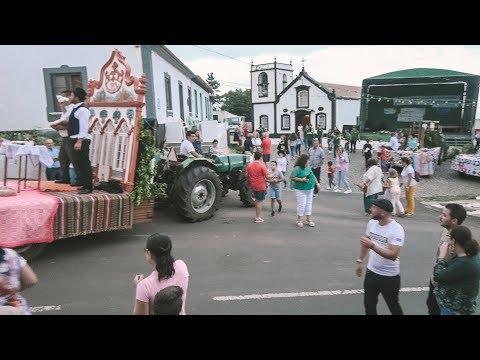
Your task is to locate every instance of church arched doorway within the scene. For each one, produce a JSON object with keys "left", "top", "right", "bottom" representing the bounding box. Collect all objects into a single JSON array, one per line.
[{"left": 295, "top": 110, "right": 312, "bottom": 132}]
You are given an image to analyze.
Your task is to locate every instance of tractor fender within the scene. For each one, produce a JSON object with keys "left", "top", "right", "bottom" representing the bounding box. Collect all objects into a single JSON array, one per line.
[{"left": 180, "top": 159, "right": 217, "bottom": 174}]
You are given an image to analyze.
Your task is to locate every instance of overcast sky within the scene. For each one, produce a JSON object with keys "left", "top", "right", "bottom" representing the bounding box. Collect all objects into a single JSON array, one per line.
[{"left": 167, "top": 45, "right": 480, "bottom": 98}]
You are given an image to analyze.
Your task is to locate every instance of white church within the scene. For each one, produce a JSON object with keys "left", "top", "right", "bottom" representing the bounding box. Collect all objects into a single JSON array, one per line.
[{"left": 251, "top": 60, "right": 361, "bottom": 137}]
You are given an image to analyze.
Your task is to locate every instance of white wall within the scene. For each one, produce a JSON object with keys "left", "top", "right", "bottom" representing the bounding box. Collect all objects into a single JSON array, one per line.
[
  {"left": 336, "top": 99, "right": 360, "bottom": 130},
  {"left": 0, "top": 45, "right": 143, "bottom": 131},
  {"left": 151, "top": 51, "right": 211, "bottom": 125},
  {"left": 275, "top": 67, "right": 294, "bottom": 95},
  {"left": 253, "top": 103, "right": 274, "bottom": 131}
]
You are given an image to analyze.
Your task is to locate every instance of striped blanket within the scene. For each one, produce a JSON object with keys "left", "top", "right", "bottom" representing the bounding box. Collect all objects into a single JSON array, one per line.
[{"left": 47, "top": 191, "right": 133, "bottom": 239}]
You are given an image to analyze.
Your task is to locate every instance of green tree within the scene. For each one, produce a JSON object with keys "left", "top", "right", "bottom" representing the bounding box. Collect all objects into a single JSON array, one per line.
[
  {"left": 206, "top": 72, "right": 221, "bottom": 110},
  {"left": 220, "top": 88, "right": 252, "bottom": 120}
]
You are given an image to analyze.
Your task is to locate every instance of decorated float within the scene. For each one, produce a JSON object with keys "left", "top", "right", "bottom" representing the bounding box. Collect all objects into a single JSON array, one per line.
[
  {"left": 0, "top": 49, "right": 153, "bottom": 260},
  {"left": 451, "top": 153, "right": 480, "bottom": 177}
]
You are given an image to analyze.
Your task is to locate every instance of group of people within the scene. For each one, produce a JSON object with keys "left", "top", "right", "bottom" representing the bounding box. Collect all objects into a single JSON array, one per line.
[
  {"left": 0, "top": 233, "right": 187, "bottom": 315},
  {"left": 179, "top": 129, "right": 223, "bottom": 158},
  {"left": 4, "top": 201, "right": 478, "bottom": 316},
  {"left": 47, "top": 88, "right": 93, "bottom": 194},
  {"left": 355, "top": 200, "right": 480, "bottom": 315}
]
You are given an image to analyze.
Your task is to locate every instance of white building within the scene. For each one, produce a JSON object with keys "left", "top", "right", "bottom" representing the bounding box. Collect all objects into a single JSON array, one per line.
[
  {"left": 0, "top": 45, "right": 213, "bottom": 138},
  {"left": 251, "top": 61, "right": 361, "bottom": 137}
]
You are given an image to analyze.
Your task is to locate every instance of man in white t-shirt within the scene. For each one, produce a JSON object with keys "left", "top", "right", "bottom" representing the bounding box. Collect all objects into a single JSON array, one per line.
[
  {"left": 389, "top": 132, "right": 399, "bottom": 151},
  {"left": 355, "top": 199, "right": 405, "bottom": 315},
  {"left": 179, "top": 130, "right": 202, "bottom": 158}
]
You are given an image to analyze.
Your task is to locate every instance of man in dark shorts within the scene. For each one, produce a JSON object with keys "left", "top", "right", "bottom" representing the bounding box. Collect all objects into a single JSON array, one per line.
[{"left": 245, "top": 151, "right": 269, "bottom": 223}]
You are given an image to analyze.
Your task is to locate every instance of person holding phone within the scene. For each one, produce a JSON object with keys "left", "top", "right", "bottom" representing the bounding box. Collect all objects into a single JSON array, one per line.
[{"left": 290, "top": 154, "right": 320, "bottom": 228}]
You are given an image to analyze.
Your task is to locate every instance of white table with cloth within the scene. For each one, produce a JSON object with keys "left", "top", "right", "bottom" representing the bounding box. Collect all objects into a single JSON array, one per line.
[
  {"left": 451, "top": 154, "right": 480, "bottom": 177},
  {"left": 1, "top": 144, "right": 54, "bottom": 192}
]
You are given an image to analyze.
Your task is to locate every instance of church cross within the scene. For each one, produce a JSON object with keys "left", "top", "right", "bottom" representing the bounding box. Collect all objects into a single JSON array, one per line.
[{"left": 301, "top": 57, "right": 306, "bottom": 70}]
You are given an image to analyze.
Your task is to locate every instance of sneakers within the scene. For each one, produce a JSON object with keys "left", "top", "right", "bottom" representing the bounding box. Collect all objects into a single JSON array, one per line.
[
  {"left": 344, "top": 189, "right": 352, "bottom": 194},
  {"left": 297, "top": 222, "right": 304, "bottom": 227},
  {"left": 307, "top": 221, "right": 315, "bottom": 227},
  {"left": 334, "top": 189, "right": 341, "bottom": 192},
  {"left": 334, "top": 185, "right": 339, "bottom": 190},
  {"left": 271, "top": 210, "right": 275, "bottom": 217},
  {"left": 326, "top": 186, "right": 331, "bottom": 190},
  {"left": 278, "top": 204, "right": 282, "bottom": 212},
  {"left": 255, "top": 218, "right": 265, "bottom": 223}
]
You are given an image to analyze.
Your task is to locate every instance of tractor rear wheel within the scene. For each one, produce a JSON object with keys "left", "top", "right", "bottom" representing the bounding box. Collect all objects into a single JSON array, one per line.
[
  {"left": 13, "top": 243, "right": 47, "bottom": 261},
  {"left": 239, "top": 178, "right": 256, "bottom": 207},
  {"left": 173, "top": 166, "right": 222, "bottom": 222}
]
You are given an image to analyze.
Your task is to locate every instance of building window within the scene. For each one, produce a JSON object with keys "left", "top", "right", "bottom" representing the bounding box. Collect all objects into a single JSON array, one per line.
[
  {"left": 282, "top": 74, "right": 287, "bottom": 90},
  {"left": 195, "top": 90, "right": 198, "bottom": 117},
  {"left": 205, "top": 97, "right": 208, "bottom": 119},
  {"left": 200, "top": 93, "right": 203, "bottom": 120},
  {"left": 187, "top": 87, "right": 192, "bottom": 114},
  {"left": 178, "top": 81, "right": 184, "bottom": 120},
  {"left": 281, "top": 114, "right": 290, "bottom": 130},
  {"left": 260, "top": 115, "right": 268, "bottom": 130},
  {"left": 298, "top": 89, "right": 309, "bottom": 108},
  {"left": 164, "top": 73, "right": 172, "bottom": 111},
  {"left": 258, "top": 72, "right": 268, "bottom": 97},
  {"left": 213, "top": 114, "right": 218, "bottom": 121},
  {"left": 42, "top": 65, "right": 87, "bottom": 122},
  {"left": 316, "top": 113, "right": 327, "bottom": 130}
]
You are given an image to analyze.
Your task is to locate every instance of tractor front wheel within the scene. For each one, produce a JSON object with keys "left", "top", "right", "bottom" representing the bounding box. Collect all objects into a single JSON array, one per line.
[{"left": 173, "top": 166, "right": 222, "bottom": 222}]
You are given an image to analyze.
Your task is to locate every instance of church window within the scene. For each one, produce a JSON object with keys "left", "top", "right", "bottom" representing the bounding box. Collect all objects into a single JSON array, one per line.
[
  {"left": 260, "top": 115, "right": 268, "bottom": 129},
  {"left": 258, "top": 72, "right": 268, "bottom": 97},
  {"left": 282, "top": 74, "right": 287, "bottom": 90},
  {"left": 281, "top": 114, "right": 290, "bottom": 130},
  {"left": 298, "top": 90, "right": 309, "bottom": 108}
]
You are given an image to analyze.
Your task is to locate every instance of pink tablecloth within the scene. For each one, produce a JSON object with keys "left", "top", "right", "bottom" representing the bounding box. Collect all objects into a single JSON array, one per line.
[{"left": 0, "top": 183, "right": 58, "bottom": 247}]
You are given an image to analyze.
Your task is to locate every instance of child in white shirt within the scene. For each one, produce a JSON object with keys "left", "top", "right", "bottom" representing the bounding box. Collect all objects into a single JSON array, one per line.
[{"left": 277, "top": 150, "right": 288, "bottom": 188}]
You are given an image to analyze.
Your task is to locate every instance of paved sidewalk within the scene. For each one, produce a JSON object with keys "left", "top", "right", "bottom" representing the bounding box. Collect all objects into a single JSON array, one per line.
[{"left": 421, "top": 198, "right": 480, "bottom": 219}]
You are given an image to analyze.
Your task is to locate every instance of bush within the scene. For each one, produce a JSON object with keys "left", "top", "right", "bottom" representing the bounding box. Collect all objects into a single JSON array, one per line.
[
  {"left": 445, "top": 147, "right": 461, "bottom": 160},
  {"left": 0, "top": 129, "right": 62, "bottom": 146},
  {"left": 462, "top": 143, "right": 478, "bottom": 154}
]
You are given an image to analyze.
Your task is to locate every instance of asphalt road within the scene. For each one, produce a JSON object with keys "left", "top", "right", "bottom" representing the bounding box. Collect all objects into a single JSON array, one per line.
[{"left": 23, "top": 188, "right": 480, "bottom": 315}]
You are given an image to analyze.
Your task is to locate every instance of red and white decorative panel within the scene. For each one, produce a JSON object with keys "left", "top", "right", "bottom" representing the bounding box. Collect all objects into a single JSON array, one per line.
[{"left": 86, "top": 49, "right": 147, "bottom": 192}]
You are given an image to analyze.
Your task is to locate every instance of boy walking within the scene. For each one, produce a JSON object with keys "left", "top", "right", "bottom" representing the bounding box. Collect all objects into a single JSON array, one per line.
[
  {"left": 245, "top": 152, "right": 269, "bottom": 223},
  {"left": 326, "top": 161, "right": 337, "bottom": 190},
  {"left": 267, "top": 161, "right": 284, "bottom": 216}
]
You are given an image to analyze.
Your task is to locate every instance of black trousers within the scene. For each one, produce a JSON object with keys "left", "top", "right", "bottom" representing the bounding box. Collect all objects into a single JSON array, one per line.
[
  {"left": 312, "top": 167, "right": 321, "bottom": 194},
  {"left": 350, "top": 141, "right": 357, "bottom": 153},
  {"left": 426, "top": 279, "right": 440, "bottom": 315},
  {"left": 364, "top": 154, "right": 372, "bottom": 169},
  {"left": 59, "top": 137, "right": 76, "bottom": 182},
  {"left": 364, "top": 269, "right": 403, "bottom": 315},
  {"left": 70, "top": 139, "right": 93, "bottom": 190}
]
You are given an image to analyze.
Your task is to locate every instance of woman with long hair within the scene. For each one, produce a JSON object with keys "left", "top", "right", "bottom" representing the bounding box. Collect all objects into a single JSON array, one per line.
[
  {"left": 334, "top": 146, "right": 352, "bottom": 194},
  {"left": 433, "top": 225, "right": 480, "bottom": 315},
  {"left": 400, "top": 157, "right": 417, "bottom": 217},
  {"left": 290, "top": 154, "right": 320, "bottom": 227},
  {"left": 0, "top": 246, "right": 38, "bottom": 315},
  {"left": 133, "top": 234, "right": 189, "bottom": 315}
]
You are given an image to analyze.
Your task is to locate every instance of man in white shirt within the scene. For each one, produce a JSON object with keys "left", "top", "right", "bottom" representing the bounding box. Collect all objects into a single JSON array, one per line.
[
  {"left": 180, "top": 130, "right": 202, "bottom": 158},
  {"left": 389, "top": 132, "right": 399, "bottom": 151},
  {"left": 308, "top": 138, "right": 325, "bottom": 195},
  {"left": 50, "top": 92, "right": 78, "bottom": 185},
  {"left": 68, "top": 88, "right": 93, "bottom": 194},
  {"left": 355, "top": 199, "right": 405, "bottom": 315}
]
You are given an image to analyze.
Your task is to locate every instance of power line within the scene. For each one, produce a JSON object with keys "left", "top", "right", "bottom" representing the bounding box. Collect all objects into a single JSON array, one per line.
[{"left": 191, "top": 45, "right": 251, "bottom": 65}]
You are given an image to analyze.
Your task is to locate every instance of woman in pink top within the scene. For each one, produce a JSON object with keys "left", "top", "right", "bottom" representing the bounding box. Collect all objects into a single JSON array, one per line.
[
  {"left": 133, "top": 234, "right": 189, "bottom": 315},
  {"left": 334, "top": 146, "right": 352, "bottom": 194}
]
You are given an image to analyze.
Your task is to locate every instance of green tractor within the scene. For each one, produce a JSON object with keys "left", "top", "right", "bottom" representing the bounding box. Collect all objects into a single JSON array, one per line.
[{"left": 155, "top": 150, "right": 256, "bottom": 222}]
